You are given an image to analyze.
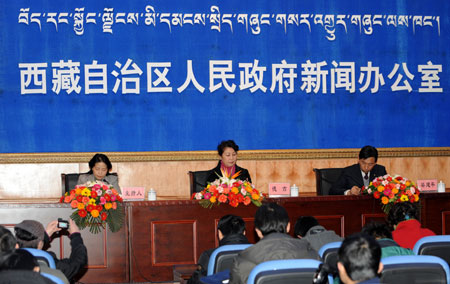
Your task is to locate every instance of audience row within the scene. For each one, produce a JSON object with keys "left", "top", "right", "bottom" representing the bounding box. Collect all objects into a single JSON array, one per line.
[{"left": 191, "top": 201, "right": 438, "bottom": 284}]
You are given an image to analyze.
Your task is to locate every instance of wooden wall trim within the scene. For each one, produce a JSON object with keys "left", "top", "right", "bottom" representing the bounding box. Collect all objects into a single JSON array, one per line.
[{"left": 1, "top": 147, "right": 449, "bottom": 164}]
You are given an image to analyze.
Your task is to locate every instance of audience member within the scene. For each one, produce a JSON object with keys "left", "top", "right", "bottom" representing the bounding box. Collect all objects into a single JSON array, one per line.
[
  {"left": 330, "top": 146, "right": 387, "bottom": 195},
  {"left": 77, "top": 153, "right": 121, "bottom": 193},
  {"left": 0, "top": 249, "right": 55, "bottom": 284},
  {"left": 361, "top": 222, "right": 414, "bottom": 258},
  {"left": 15, "top": 219, "right": 87, "bottom": 283},
  {"left": 229, "top": 202, "right": 319, "bottom": 284},
  {"left": 0, "top": 225, "right": 17, "bottom": 253},
  {"left": 337, "top": 233, "right": 383, "bottom": 284},
  {"left": 387, "top": 202, "right": 435, "bottom": 249},
  {"left": 294, "top": 216, "right": 343, "bottom": 252},
  {"left": 188, "top": 215, "right": 250, "bottom": 284}
]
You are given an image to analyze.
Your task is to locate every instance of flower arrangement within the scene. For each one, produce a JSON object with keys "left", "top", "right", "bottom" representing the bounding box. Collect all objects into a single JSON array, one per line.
[
  {"left": 60, "top": 181, "right": 124, "bottom": 234},
  {"left": 362, "top": 174, "right": 420, "bottom": 214},
  {"left": 191, "top": 170, "right": 265, "bottom": 208}
]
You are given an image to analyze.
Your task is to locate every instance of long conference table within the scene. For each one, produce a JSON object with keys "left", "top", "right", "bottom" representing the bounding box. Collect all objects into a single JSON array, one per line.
[{"left": 0, "top": 192, "right": 449, "bottom": 283}]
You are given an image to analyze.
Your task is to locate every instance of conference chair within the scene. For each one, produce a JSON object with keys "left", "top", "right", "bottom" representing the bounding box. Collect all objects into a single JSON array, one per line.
[
  {"left": 318, "top": 241, "right": 342, "bottom": 284},
  {"left": 246, "top": 259, "right": 322, "bottom": 284},
  {"left": 313, "top": 168, "right": 344, "bottom": 195},
  {"left": 413, "top": 235, "right": 450, "bottom": 266},
  {"left": 381, "top": 255, "right": 450, "bottom": 284},
  {"left": 22, "top": 248, "right": 56, "bottom": 269},
  {"left": 61, "top": 172, "right": 118, "bottom": 194},
  {"left": 41, "top": 272, "right": 65, "bottom": 284},
  {"left": 188, "top": 170, "right": 210, "bottom": 195},
  {"left": 207, "top": 244, "right": 252, "bottom": 276}
]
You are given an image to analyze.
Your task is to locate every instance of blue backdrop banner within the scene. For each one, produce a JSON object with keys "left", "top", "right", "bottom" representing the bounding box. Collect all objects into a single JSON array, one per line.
[{"left": 0, "top": 0, "right": 449, "bottom": 152}]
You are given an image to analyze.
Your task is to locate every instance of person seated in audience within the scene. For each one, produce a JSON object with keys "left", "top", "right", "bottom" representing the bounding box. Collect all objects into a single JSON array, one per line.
[
  {"left": 388, "top": 202, "right": 435, "bottom": 249},
  {"left": 229, "top": 202, "right": 319, "bottom": 284},
  {"left": 294, "top": 216, "right": 343, "bottom": 252},
  {"left": 337, "top": 233, "right": 383, "bottom": 284},
  {"left": 0, "top": 248, "right": 57, "bottom": 284},
  {"left": 0, "top": 225, "right": 17, "bottom": 253},
  {"left": 15, "top": 219, "right": 86, "bottom": 283},
  {"left": 188, "top": 214, "right": 250, "bottom": 284},
  {"left": 206, "top": 140, "right": 251, "bottom": 184},
  {"left": 361, "top": 222, "right": 414, "bottom": 258},
  {"left": 330, "top": 146, "right": 387, "bottom": 195},
  {"left": 77, "top": 153, "right": 121, "bottom": 193}
]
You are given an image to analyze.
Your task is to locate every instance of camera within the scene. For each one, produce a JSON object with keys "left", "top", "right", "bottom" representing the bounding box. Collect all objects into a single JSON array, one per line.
[
  {"left": 57, "top": 218, "right": 69, "bottom": 229},
  {"left": 313, "top": 263, "right": 336, "bottom": 284}
]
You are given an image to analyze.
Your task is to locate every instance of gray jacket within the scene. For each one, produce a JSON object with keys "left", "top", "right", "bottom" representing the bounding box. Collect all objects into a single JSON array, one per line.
[
  {"left": 229, "top": 233, "right": 319, "bottom": 284},
  {"left": 302, "top": 225, "right": 343, "bottom": 252}
]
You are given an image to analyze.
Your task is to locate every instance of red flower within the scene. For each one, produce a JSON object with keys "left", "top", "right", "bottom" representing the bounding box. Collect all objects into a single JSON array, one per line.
[
  {"left": 101, "top": 212, "right": 108, "bottom": 221},
  {"left": 387, "top": 176, "right": 392, "bottom": 182},
  {"left": 373, "top": 191, "right": 381, "bottom": 199},
  {"left": 91, "top": 191, "right": 98, "bottom": 198},
  {"left": 96, "top": 205, "right": 103, "bottom": 212},
  {"left": 229, "top": 199, "right": 239, "bottom": 207},
  {"left": 87, "top": 204, "right": 94, "bottom": 212},
  {"left": 104, "top": 194, "right": 111, "bottom": 202},
  {"left": 76, "top": 195, "right": 83, "bottom": 202},
  {"left": 78, "top": 209, "right": 87, "bottom": 218}
]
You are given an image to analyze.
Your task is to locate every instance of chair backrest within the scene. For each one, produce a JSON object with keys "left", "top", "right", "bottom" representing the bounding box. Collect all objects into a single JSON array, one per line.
[
  {"left": 318, "top": 241, "right": 342, "bottom": 271},
  {"left": 61, "top": 173, "right": 81, "bottom": 194},
  {"left": 413, "top": 235, "right": 450, "bottom": 267},
  {"left": 22, "top": 248, "right": 56, "bottom": 269},
  {"left": 381, "top": 255, "right": 450, "bottom": 284},
  {"left": 41, "top": 272, "right": 66, "bottom": 284},
  {"left": 188, "top": 170, "right": 211, "bottom": 195},
  {"left": 313, "top": 168, "right": 344, "bottom": 195},
  {"left": 207, "top": 244, "right": 252, "bottom": 276},
  {"left": 246, "top": 259, "right": 322, "bottom": 284}
]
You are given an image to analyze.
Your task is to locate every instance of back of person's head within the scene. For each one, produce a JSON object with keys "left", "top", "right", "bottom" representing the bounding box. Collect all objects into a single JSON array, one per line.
[
  {"left": 88, "top": 153, "right": 112, "bottom": 171},
  {"left": 294, "top": 216, "right": 319, "bottom": 237},
  {"left": 387, "top": 202, "right": 419, "bottom": 229},
  {"left": 0, "top": 249, "right": 39, "bottom": 271},
  {"left": 338, "top": 233, "right": 381, "bottom": 283},
  {"left": 217, "top": 215, "right": 246, "bottom": 236},
  {"left": 14, "top": 220, "right": 45, "bottom": 249},
  {"left": 0, "top": 226, "right": 17, "bottom": 253},
  {"left": 361, "top": 222, "right": 392, "bottom": 240},
  {"left": 254, "top": 202, "right": 289, "bottom": 236},
  {"left": 217, "top": 140, "right": 239, "bottom": 155},
  {"left": 359, "top": 146, "right": 378, "bottom": 162}
]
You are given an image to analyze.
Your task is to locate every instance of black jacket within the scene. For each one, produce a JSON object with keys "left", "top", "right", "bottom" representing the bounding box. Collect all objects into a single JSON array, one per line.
[
  {"left": 48, "top": 232, "right": 87, "bottom": 283},
  {"left": 206, "top": 162, "right": 252, "bottom": 184},
  {"left": 330, "top": 163, "right": 387, "bottom": 195}
]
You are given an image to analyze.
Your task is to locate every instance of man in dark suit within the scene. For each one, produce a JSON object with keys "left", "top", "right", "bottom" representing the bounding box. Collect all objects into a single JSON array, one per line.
[{"left": 330, "top": 145, "right": 387, "bottom": 195}]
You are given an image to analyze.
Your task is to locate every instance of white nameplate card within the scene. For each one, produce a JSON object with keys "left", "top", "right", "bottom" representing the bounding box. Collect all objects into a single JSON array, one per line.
[
  {"left": 122, "top": 187, "right": 146, "bottom": 201},
  {"left": 268, "top": 183, "right": 291, "bottom": 197},
  {"left": 417, "top": 179, "right": 438, "bottom": 192}
]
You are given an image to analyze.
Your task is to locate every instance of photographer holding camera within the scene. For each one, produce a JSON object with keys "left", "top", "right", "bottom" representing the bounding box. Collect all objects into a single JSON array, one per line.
[{"left": 14, "top": 219, "right": 87, "bottom": 283}]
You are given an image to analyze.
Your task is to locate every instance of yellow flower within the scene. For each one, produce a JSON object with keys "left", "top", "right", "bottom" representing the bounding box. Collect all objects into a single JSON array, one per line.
[
  {"left": 91, "top": 209, "right": 100, "bottom": 218},
  {"left": 400, "top": 195, "right": 409, "bottom": 202},
  {"left": 210, "top": 196, "right": 217, "bottom": 203},
  {"left": 77, "top": 203, "right": 85, "bottom": 210},
  {"left": 381, "top": 196, "right": 389, "bottom": 204},
  {"left": 377, "top": 186, "right": 385, "bottom": 192},
  {"left": 104, "top": 202, "right": 112, "bottom": 210},
  {"left": 231, "top": 187, "right": 239, "bottom": 194},
  {"left": 252, "top": 193, "right": 260, "bottom": 200},
  {"left": 89, "top": 198, "right": 97, "bottom": 205},
  {"left": 245, "top": 186, "right": 253, "bottom": 193},
  {"left": 81, "top": 188, "right": 91, "bottom": 196},
  {"left": 405, "top": 181, "right": 411, "bottom": 186}
]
